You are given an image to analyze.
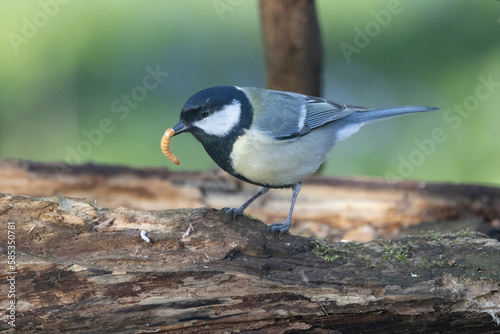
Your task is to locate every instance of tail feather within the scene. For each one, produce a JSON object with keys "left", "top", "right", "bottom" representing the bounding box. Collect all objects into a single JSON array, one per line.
[{"left": 349, "top": 106, "right": 439, "bottom": 124}]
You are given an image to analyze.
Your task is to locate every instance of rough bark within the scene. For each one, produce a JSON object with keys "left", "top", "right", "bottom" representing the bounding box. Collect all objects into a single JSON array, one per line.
[
  {"left": 259, "top": 0, "right": 322, "bottom": 96},
  {"left": 1, "top": 193, "right": 499, "bottom": 333},
  {"left": 1, "top": 160, "right": 500, "bottom": 332},
  {"left": 1, "top": 159, "right": 499, "bottom": 242}
]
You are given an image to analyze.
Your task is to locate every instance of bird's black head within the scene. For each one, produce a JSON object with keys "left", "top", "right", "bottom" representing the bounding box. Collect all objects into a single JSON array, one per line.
[
  {"left": 177, "top": 86, "right": 252, "bottom": 134},
  {"left": 170, "top": 86, "right": 253, "bottom": 173}
]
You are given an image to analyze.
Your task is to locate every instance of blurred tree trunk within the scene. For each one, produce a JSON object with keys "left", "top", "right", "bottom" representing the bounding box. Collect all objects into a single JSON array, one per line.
[{"left": 259, "top": 0, "right": 322, "bottom": 96}]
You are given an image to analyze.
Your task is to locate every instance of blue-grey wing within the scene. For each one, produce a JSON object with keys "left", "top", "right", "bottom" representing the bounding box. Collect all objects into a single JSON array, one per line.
[
  {"left": 274, "top": 94, "right": 363, "bottom": 140},
  {"left": 303, "top": 96, "right": 361, "bottom": 128},
  {"left": 242, "top": 88, "right": 364, "bottom": 140}
]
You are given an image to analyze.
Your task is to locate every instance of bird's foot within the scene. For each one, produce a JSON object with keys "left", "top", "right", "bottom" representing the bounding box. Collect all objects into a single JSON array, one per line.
[
  {"left": 220, "top": 207, "right": 244, "bottom": 220},
  {"left": 268, "top": 220, "right": 291, "bottom": 236}
]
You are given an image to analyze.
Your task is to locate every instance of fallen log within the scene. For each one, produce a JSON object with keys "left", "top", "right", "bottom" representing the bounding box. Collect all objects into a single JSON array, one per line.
[
  {"left": 0, "top": 160, "right": 499, "bottom": 332},
  {"left": 1, "top": 159, "right": 499, "bottom": 241},
  {"left": 0, "top": 197, "right": 499, "bottom": 332}
]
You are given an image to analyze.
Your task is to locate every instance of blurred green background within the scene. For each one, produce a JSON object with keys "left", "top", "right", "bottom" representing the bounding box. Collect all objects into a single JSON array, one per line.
[{"left": 1, "top": 0, "right": 499, "bottom": 185}]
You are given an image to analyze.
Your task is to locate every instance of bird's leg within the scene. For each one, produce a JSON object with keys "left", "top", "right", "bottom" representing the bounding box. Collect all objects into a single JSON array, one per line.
[
  {"left": 268, "top": 182, "right": 302, "bottom": 236},
  {"left": 221, "top": 186, "right": 269, "bottom": 219}
]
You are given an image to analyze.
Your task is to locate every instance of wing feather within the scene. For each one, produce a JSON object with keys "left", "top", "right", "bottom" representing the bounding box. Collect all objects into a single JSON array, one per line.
[
  {"left": 274, "top": 96, "right": 363, "bottom": 140},
  {"left": 243, "top": 88, "right": 364, "bottom": 141}
]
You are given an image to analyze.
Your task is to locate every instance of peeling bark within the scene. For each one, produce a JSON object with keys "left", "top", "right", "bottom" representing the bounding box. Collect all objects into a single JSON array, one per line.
[
  {"left": 1, "top": 159, "right": 499, "bottom": 241},
  {"left": 0, "top": 160, "right": 500, "bottom": 332}
]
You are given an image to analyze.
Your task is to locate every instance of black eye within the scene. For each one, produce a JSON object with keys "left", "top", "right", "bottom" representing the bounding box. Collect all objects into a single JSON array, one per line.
[{"left": 201, "top": 110, "right": 209, "bottom": 118}]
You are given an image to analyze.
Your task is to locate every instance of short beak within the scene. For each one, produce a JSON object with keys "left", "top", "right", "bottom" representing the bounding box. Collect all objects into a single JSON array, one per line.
[{"left": 171, "top": 120, "right": 189, "bottom": 136}]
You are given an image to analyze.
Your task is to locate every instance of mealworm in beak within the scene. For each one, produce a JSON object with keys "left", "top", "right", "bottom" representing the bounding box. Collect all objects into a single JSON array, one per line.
[{"left": 161, "top": 128, "right": 180, "bottom": 165}]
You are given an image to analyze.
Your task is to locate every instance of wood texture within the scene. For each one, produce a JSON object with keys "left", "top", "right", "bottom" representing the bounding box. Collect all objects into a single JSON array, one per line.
[
  {"left": 1, "top": 160, "right": 500, "bottom": 332},
  {"left": 259, "top": 0, "right": 322, "bottom": 96},
  {"left": 1, "top": 194, "right": 499, "bottom": 333},
  {"left": 2, "top": 159, "right": 499, "bottom": 242}
]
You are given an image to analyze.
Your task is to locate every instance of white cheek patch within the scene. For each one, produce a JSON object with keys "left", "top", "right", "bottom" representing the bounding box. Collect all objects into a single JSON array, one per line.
[{"left": 193, "top": 101, "right": 242, "bottom": 137}]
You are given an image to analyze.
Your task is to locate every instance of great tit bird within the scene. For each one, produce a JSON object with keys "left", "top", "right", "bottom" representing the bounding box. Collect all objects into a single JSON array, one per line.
[{"left": 166, "top": 86, "right": 438, "bottom": 235}]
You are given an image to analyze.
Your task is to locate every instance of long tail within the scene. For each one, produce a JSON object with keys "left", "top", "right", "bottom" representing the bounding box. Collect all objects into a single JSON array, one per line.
[{"left": 348, "top": 106, "right": 439, "bottom": 124}]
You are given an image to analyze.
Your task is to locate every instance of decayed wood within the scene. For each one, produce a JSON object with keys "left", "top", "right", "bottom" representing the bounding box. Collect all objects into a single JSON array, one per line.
[
  {"left": 259, "top": 0, "right": 322, "bottom": 96},
  {"left": 1, "top": 159, "right": 500, "bottom": 242},
  {"left": 0, "top": 193, "right": 499, "bottom": 333}
]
